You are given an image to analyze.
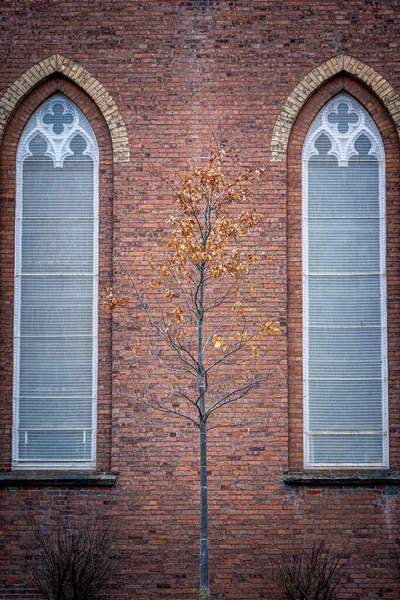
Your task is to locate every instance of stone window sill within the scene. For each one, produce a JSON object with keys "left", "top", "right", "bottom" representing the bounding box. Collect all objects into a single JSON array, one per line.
[
  {"left": 283, "top": 470, "right": 400, "bottom": 486},
  {"left": 0, "top": 470, "right": 117, "bottom": 487}
]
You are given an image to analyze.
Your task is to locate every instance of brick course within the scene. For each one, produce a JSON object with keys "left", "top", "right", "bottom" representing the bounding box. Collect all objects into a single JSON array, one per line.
[{"left": 0, "top": 1, "right": 399, "bottom": 599}]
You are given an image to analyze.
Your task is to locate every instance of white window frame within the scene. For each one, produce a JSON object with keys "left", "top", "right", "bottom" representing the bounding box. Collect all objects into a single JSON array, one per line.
[
  {"left": 302, "top": 93, "right": 388, "bottom": 468},
  {"left": 12, "top": 94, "right": 99, "bottom": 469}
]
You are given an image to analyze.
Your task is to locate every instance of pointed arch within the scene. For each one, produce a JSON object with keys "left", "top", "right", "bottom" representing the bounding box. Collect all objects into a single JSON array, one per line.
[
  {"left": 270, "top": 54, "right": 400, "bottom": 162},
  {"left": 0, "top": 55, "right": 129, "bottom": 162},
  {"left": 285, "top": 72, "right": 400, "bottom": 471}
]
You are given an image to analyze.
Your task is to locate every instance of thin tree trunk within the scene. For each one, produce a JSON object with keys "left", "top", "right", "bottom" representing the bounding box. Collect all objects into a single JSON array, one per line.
[
  {"left": 199, "top": 419, "right": 210, "bottom": 600},
  {"left": 197, "top": 257, "right": 211, "bottom": 600}
]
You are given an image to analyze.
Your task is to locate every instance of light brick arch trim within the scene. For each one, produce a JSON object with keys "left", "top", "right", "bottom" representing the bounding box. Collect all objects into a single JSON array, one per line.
[
  {"left": 0, "top": 54, "right": 130, "bottom": 162},
  {"left": 270, "top": 54, "right": 400, "bottom": 162}
]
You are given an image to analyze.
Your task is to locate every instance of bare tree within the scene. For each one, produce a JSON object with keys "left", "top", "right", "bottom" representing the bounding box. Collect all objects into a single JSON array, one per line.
[
  {"left": 385, "top": 539, "right": 400, "bottom": 585},
  {"left": 105, "top": 144, "right": 280, "bottom": 600},
  {"left": 26, "top": 518, "right": 115, "bottom": 600},
  {"left": 265, "top": 539, "right": 346, "bottom": 600}
]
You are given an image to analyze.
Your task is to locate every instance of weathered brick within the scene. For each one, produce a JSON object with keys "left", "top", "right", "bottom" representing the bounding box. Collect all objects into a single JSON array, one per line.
[{"left": 0, "top": 3, "right": 399, "bottom": 600}]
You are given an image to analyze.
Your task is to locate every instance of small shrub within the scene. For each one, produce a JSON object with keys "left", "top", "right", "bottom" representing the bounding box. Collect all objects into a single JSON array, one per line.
[
  {"left": 26, "top": 517, "right": 115, "bottom": 600},
  {"left": 385, "top": 539, "right": 400, "bottom": 583},
  {"left": 266, "top": 539, "right": 346, "bottom": 600}
]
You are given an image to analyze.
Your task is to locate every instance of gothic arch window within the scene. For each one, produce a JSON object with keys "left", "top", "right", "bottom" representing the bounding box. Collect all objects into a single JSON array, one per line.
[
  {"left": 13, "top": 94, "right": 98, "bottom": 468},
  {"left": 302, "top": 93, "right": 388, "bottom": 467}
]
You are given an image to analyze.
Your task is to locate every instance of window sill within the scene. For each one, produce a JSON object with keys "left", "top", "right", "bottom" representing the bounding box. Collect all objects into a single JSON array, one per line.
[
  {"left": 0, "top": 470, "right": 117, "bottom": 488},
  {"left": 283, "top": 470, "right": 400, "bottom": 486}
]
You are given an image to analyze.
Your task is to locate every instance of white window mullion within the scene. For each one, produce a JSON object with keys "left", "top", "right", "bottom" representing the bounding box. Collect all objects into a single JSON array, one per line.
[
  {"left": 13, "top": 158, "right": 24, "bottom": 466},
  {"left": 379, "top": 157, "right": 389, "bottom": 467},
  {"left": 91, "top": 170, "right": 100, "bottom": 467},
  {"left": 302, "top": 155, "right": 310, "bottom": 464}
]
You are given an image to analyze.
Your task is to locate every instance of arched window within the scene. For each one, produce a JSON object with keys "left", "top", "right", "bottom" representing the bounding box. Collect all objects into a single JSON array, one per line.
[
  {"left": 13, "top": 94, "right": 98, "bottom": 468},
  {"left": 303, "top": 93, "right": 387, "bottom": 467}
]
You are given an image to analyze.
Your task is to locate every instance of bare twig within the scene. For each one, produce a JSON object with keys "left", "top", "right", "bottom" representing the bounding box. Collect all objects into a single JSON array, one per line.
[
  {"left": 265, "top": 539, "right": 346, "bottom": 600},
  {"left": 385, "top": 539, "right": 400, "bottom": 583},
  {"left": 105, "top": 141, "right": 279, "bottom": 600},
  {"left": 26, "top": 518, "right": 115, "bottom": 600}
]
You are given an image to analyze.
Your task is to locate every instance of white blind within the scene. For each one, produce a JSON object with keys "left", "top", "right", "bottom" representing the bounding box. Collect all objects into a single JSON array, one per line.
[
  {"left": 13, "top": 96, "right": 98, "bottom": 467},
  {"left": 303, "top": 94, "right": 388, "bottom": 467}
]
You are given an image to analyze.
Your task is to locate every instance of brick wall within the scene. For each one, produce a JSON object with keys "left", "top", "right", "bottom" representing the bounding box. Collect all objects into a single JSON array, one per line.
[{"left": 0, "top": 1, "right": 399, "bottom": 598}]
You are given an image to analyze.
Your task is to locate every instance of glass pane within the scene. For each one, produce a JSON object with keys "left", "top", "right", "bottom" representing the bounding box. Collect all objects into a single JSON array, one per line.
[
  {"left": 19, "top": 397, "right": 93, "bottom": 429},
  {"left": 23, "top": 148, "right": 93, "bottom": 218},
  {"left": 19, "top": 337, "right": 93, "bottom": 397},
  {"left": 18, "top": 430, "right": 92, "bottom": 462},
  {"left": 309, "top": 434, "right": 383, "bottom": 465},
  {"left": 21, "top": 218, "right": 94, "bottom": 274},
  {"left": 308, "top": 218, "right": 380, "bottom": 274},
  {"left": 309, "top": 275, "right": 381, "bottom": 327},
  {"left": 20, "top": 275, "right": 93, "bottom": 336},
  {"left": 309, "top": 380, "right": 383, "bottom": 431},
  {"left": 309, "top": 327, "right": 382, "bottom": 363},
  {"left": 308, "top": 159, "right": 379, "bottom": 218}
]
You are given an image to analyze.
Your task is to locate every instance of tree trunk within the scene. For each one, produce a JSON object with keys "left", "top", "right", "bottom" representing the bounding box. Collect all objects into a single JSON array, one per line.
[
  {"left": 197, "top": 256, "right": 210, "bottom": 600},
  {"left": 199, "top": 419, "right": 211, "bottom": 600}
]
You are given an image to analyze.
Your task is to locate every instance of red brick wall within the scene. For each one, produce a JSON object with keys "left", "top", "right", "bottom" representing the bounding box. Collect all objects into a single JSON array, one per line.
[{"left": 0, "top": 1, "right": 399, "bottom": 599}]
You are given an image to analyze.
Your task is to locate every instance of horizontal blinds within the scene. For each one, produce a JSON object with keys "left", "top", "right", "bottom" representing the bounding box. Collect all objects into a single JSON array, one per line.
[
  {"left": 304, "top": 95, "right": 387, "bottom": 467},
  {"left": 14, "top": 96, "right": 98, "bottom": 467}
]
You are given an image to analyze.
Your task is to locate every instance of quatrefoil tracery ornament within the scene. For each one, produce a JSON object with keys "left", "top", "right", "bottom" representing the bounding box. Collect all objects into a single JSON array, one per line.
[
  {"left": 327, "top": 101, "right": 359, "bottom": 135},
  {"left": 42, "top": 102, "right": 75, "bottom": 136},
  {"left": 17, "top": 94, "right": 98, "bottom": 168},
  {"left": 303, "top": 93, "right": 384, "bottom": 167}
]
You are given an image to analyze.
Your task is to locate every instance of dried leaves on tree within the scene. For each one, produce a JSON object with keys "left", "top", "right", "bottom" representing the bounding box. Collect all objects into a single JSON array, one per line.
[{"left": 105, "top": 145, "right": 281, "bottom": 430}]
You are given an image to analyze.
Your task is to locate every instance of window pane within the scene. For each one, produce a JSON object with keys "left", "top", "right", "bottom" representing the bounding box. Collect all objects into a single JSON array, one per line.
[
  {"left": 308, "top": 381, "right": 383, "bottom": 431},
  {"left": 19, "top": 337, "right": 93, "bottom": 397},
  {"left": 18, "top": 430, "right": 92, "bottom": 462},
  {"left": 308, "top": 218, "right": 380, "bottom": 273},
  {"left": 308, "top": 275, "right": 382, "bottom": 327},
  {"left": 309, "top": 434, "right": 383, "bottom": 465},
  {"left": 308, "top": 159, "right": 379, "bottom": 218},
  {"left": 20, "top": 276, "right": 93, "bottom": 336},
  {"left": 19, "top": 397, "right": 93, "bottom": 429},
  {"left": 23, "top": 154, "right": 94, "bottom": 218},
  {"left": 21, "top": 218, "right": 94, "bottom": 274}
]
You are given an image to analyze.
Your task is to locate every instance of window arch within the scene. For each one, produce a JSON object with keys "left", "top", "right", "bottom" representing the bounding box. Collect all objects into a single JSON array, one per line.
[
  {"left": 303, "top": 93, "right": 388, "bottom": 467},
  {"left": 13, "top": 94, "right": 99, "bottom": 468}
]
